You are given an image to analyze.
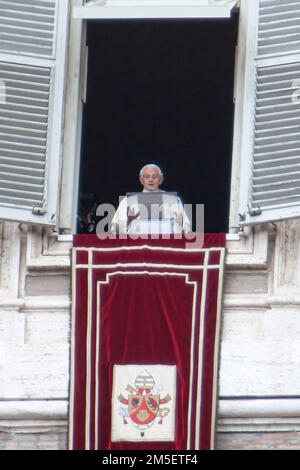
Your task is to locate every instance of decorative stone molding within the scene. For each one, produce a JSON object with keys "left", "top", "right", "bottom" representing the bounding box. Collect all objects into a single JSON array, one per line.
[
  {"left": 224, "top": 295, "right": 300, "bottom": 309},
  {"left": 218, "top": 398, "right": 300, "bottom": 432},
  {"left": 1, "top": 398, "right": 299, "bottom": 434},
  {"left": 272, "top": 219, "right": 300, "bottom": 296},
  {"left": 25, "top": 223, "right": 272, "bottom": 271},
  {"left": 0, "top": 400, "right": 68, "bottom": 421},
  {"left": 26, "top": 226, "right": 71, "bottom": 271},
  {"left": 0, "top": 222, "right": 22, "bottom": 295},
  {"left": 225, "top": 224, "right": 269, "bottom": 269}
]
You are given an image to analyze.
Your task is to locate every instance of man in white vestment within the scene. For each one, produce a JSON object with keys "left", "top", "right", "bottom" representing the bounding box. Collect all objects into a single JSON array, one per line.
[{"left": 111, "top": 164, "right": 191, "bottom": 235}]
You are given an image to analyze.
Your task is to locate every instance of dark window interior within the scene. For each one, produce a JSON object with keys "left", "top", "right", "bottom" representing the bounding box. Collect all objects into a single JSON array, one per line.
[{"left": 78, "top": 14, "right": 239, "bottom": 233}]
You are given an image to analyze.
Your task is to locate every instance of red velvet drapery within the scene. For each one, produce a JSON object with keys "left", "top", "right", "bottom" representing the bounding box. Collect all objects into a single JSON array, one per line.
[{"left": 69, "top": 235, "right": 225, "bottom": 450}]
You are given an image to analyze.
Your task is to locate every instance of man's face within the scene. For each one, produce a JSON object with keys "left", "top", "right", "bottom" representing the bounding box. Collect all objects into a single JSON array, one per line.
[{"left": 140, "top": 167, "right": 163, "bottom": 191}]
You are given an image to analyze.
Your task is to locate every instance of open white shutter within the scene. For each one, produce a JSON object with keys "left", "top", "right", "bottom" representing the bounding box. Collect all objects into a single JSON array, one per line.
[
  {"left": 0, "top": 0, "right": 69, "bottom": 225},
  {"left": 238, "top": 0, "right": 300, "bottom": 225}
]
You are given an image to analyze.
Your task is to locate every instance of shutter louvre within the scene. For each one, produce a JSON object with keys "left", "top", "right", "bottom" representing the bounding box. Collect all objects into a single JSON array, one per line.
[
  {"left": 250, "top": 60, "right": 300, "bottom": 210},
  {"left": 0, "top": 0, "right": 56, "bottom": 57},
  {"left": 0, "top": 61, "right": 50, "bottom": 210},
  {"left": 257, "top": 1, "right": 300, "bottom": 56}
]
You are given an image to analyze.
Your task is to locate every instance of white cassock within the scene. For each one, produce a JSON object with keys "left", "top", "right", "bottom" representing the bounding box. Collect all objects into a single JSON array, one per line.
[{"left": 111, "top": 189, "right": 191, "bottom": 235}]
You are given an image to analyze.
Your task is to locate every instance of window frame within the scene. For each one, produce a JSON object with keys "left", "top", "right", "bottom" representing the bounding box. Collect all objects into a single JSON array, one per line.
[
  {"left": 73, "top": 0, "right": 237, "bottom": 20},
  {"left": 59, "top": 0, "right": 87, "bottom": 233},
  {"left": 61, "top": 0, "right": 240, "bottom": 233},
  {"left": 229, "top": 0, "right": 257, "bottom": 230}
]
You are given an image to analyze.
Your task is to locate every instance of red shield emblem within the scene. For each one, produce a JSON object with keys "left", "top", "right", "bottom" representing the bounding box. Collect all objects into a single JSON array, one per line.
[{"left": 128, "top": 394, "right": 160, "bottom": 426}]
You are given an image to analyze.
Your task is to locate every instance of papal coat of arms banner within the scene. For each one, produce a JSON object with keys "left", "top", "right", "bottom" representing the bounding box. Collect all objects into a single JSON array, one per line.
[{"left": 69, "top": 235, "right": 226, "bottom": 450}]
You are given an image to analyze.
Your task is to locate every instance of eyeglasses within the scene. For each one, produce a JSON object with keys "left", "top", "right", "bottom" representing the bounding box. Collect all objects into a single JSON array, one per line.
[{"left": 141, "top": 174, "right": 161, "bottom": 179}]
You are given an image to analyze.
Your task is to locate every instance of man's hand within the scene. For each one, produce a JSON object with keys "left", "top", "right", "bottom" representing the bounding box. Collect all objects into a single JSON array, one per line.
[
  {"left": 127, "top": 207, "right": 140, "bottom": 227},
  {"left": 173, "top": 212, "right": 183, "bottom": 224}
]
